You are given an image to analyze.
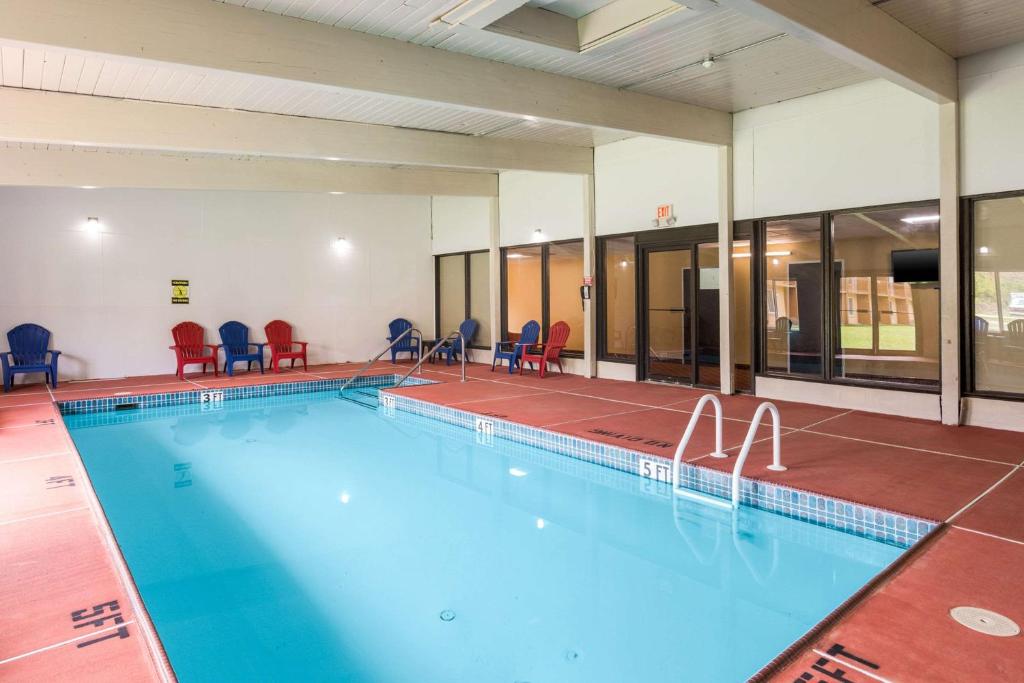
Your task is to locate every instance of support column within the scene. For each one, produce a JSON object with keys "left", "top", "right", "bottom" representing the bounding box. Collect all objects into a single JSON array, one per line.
[
  {"left": 488, "top": 196, "right": 502, "bottom": 351},
  {"left": 939, "top": 101, "right": 961, "bottom": 425},
  {"left": 583, "top": 172, "right": 598, "bottom": 378},
  {"left": 717, "top": 145, "right": 735, "bottom": 395}
]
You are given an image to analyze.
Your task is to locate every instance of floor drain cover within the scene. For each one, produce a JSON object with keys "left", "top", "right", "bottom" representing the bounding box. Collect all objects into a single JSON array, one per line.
[
  {"left": 439, "top": 609, "right": 456, "bottom": 622},
  {"left": 950, "top": 606, "right": 1020, "bottom": 637}
]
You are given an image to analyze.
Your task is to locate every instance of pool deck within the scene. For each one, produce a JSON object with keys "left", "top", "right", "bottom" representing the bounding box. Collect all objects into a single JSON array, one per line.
[{"left": 2, "top": 361, "right": 1022, "bottom": 681}]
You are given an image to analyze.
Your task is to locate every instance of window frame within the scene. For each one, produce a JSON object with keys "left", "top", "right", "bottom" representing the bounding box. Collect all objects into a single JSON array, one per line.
[
  {"left": 596, "top": 231, "right": 640, "bottom": 364},
  {"left": 961, "top": 188, "right": 1024, "bottom": 403},
  {"left": 500, "top": 238, "right": 585, "bottom": 359},
  {"left": 754, "top": 199, "right": 942, "bottom": 394},
  {"left": 433, "top": 249, "right": 492, "bottom": 351}
]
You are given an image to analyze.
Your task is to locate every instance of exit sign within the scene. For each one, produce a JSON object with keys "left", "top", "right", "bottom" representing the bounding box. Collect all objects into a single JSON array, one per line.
[{"left": 656, "top": 204, "right": 673, "bottom": 219}]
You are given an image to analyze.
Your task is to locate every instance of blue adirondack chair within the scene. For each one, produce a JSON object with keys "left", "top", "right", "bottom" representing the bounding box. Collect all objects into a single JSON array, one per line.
[
  {"left": 491, "top": 319, "right": 539, "bottom": 374},
  {"left": 434, "top": 319, "right": 478, "bottom": 366},
  {"left": 218, "top": 321, "right": 265, "bottom": 376},
  {"left": 2, "top": 323, "right": 61, "bottom": 391},
  {"left": 387, "top": 318, "right": 421, "bottom": 363}
]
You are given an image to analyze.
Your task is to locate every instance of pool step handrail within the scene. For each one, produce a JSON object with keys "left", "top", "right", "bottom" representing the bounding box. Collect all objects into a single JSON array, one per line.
[
  {"left": 670, "top": 394, "right": 726, "bottom": 499},
  {"left": 395, "top": 330, "right": 467, "bottom": 387},
  {"left": 340, "top": 326, "right": 422, "bottom": 393},
  {"left": 730, "top": 401, "right": 787, "bottom": 507}
]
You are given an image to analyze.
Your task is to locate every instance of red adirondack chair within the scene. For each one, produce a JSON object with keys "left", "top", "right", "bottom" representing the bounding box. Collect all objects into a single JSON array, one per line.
[
  {"left": 265, "top": 320, "right": 308, "bottom": 373},
  {"left": 170, "top": 322, "right": 220, "bottom": 380},
  {"left": 520, "top": 321, "right": 570, "bottom": 379}
]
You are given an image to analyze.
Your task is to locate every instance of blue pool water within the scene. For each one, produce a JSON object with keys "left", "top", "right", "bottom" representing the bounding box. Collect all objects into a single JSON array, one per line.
[{"left": 65, "top": 389, "right": 903, "bottom": 682}]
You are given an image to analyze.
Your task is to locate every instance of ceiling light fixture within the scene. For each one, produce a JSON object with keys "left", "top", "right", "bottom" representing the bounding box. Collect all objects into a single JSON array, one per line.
[
  {"left": 979, "top": 246, "right": 990, "bottom": 255},
  {"left": 901, "top": 214, "right": 940, "bottom": 224}
]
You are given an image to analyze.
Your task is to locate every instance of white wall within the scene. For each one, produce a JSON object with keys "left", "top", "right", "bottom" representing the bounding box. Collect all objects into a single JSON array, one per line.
[
  {"left": 498, "top": 171, "right": 586, "bottom": 245},
  {"left": 431, "top": 195, "right": 493, "bottom": 254},
  {"left": 960, "top": 42, "right": 1024, "bottom": 196},
  {"left": 595, "top": 136, "right": 718, "bottom": 234},
  {"left": 734, "top": 79, "right": 939, "bottom": 219},
  {"left": 0, "top": 187, "right": 433, "bottom": 381}
]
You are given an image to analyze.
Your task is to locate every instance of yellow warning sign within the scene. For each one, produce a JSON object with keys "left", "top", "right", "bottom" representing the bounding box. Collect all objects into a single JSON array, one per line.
[{"left": 171, "top": 279, "right": 190, "bottom": 304}]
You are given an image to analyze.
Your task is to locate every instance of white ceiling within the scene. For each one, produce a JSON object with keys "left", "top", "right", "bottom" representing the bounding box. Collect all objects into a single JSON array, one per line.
[
  {"left": 2, "top": 0, "right": 1022, "bottom": 160},
  {"left": 876, "top": 0, "right": 1024, "bottom": 58},
  {"left": 0, "top": 43, "right": 633, "bottom": 148},
  {"left": 213, "top": 0, "right": 874, "bottom": 113},
  {"left": 527, "top": 0, "right": 615, "bottom": 19}
]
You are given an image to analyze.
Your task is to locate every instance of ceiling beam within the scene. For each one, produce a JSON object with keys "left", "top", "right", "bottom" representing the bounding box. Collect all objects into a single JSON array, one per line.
[
  {"left": 0, "top": 147, "right": 498, "bottom": 196},
  {"left": 0, "top": 0, "right": 732, "bottom": 145},
  {"left": 0, "top": 88, "right": 593, "bottom": 175},
  {"left": 718, "top": 0, "right": 957, "bottom": 103}
]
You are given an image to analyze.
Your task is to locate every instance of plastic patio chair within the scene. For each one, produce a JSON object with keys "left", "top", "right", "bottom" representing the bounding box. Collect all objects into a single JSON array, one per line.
[
  {"left": 265, "top": 320, "right": 308, "bottom": 373},
  {"left": 218, "top": 321, "right": 265, "bottom": 376},
  {"left": 170, "top": 322, "right": 220, "bottom": 380},
  {"left": 491, "top": 320, "right": 540, "bottom": 374},
  {"left": 520, "top": 321, "right": 570, "bottom": 379},
  {"left": 387, "top": 318, "right": 421, "bottom": 363},
  {"left": 2, "top": 323, "right": 61, "bottom": 392},
  {"left": 432, "top": 319, "right": 477, "bottom": 366}
]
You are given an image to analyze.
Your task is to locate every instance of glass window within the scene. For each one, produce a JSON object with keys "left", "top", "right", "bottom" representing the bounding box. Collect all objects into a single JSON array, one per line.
[
  {"left": 832, "top": 205, "right": 940, "bottom": 387},
  {"left": 548, "top": 241, "right": 585, "bottom": 353},
  {"left": 732, "top": 240, "right": 753, "bottom": 392},
  {"left": 468, "top": 252, "right": 491, "bottom": 348},
  {"left": 763, "top": 217, "right": 823, "bottom": 377},
  {"left": 505, "top": 245, "right": 543, "bottom": 341},
  {"left": 972, "top": 195, "right": 1024, "bottom": 395},
  {"left": 437, "top": 254, "right": 466, "bottom": 339},
  {"left": 602, "top": 236, "right": 636, "bottom": 360}
]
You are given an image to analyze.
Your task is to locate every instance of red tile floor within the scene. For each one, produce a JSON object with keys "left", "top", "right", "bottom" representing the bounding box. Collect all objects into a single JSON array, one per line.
[{"left": 2, "top": 360, "right": 1022, "bottom": 681}]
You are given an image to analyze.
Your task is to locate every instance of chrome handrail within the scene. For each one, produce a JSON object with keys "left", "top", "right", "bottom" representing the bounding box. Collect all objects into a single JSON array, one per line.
[
  {"left": 394, "top": 330, "right": 467, "bottom": 387},
  {"left": 340, "top": 327, "right": 422, "bottom": 392}
]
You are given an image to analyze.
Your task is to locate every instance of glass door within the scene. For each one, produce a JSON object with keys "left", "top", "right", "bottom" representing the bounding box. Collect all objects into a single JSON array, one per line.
[{"left": 645, "top": 248, "right": 693, "bottom": 383}]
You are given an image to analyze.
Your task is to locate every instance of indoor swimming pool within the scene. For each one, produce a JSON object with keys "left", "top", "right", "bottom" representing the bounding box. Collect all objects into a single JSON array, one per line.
[{"left": 65, "top": 386, "right": 906, "bottom": 682}]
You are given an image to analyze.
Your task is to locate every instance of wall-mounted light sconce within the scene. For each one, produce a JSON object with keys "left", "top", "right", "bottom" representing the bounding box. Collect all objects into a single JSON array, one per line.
[
  {"left": 332, "top": 236, "right": 351, "bottom": 254},
  {"left": 978, "top": 246, "right": 991, "bottom": 255},
  {"left": 531, "top": 228, "right": 545, "bottom": 242},
  {"left": 84, "top": 217, "right": 101, "bottom": 235}
]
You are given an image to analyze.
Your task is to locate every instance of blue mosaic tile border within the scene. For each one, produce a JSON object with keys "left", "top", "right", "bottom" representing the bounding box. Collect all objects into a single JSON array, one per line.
[
  {"left": 57, "top": 373, "right": 433, "bottom": 415},
  {"left": 387, "top": 392, "right": 937, "bottom": 549}
]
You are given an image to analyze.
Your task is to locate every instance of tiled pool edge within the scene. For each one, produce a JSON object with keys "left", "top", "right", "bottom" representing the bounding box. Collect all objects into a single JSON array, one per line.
[
  {"left": 57, "top": 374, "right": 432, "bottom": 415},
  {"left": 386, "top": 392, "right": 938, "bottom": 549}
]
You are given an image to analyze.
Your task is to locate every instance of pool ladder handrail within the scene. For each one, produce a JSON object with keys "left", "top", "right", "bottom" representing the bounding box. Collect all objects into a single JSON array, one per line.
[
  {"left": 394, "top": 330, "right": 467, "bottom": 388},
  {"left": 670, "top": 395, "right": 787, "bottom": 509},
  {"left": 340, "top": 326, "right": 422, "bottom": 393},
  {"left": 730, "top": 401, "right": 787, "bottom": 506},
  {"left": 671, "top": 394, "right": 730, "bottom": 509}
]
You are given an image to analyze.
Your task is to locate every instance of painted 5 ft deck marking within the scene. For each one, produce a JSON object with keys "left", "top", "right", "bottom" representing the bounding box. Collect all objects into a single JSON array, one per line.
[{"left": 70, "top": 600, "right": 131, "bottom": 649}]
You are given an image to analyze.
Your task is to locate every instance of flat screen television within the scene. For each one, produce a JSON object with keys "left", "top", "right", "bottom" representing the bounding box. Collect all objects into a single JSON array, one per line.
[{"left": 891, "top": 248, "right": 939, "bottom": 283}]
